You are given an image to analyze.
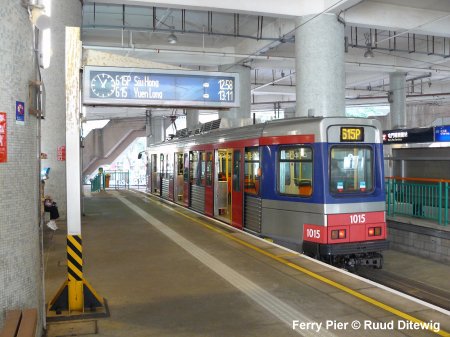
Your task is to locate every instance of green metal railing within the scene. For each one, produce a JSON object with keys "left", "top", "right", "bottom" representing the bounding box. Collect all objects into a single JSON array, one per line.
[
  {"left": 385, "top": 176, "right": 449, "bottom": 226},
  {"left": 90, "top": 171, "right": 130, "bottom": 191},
  {"left": 104, "top": 171, "right": 130, "bottom": 190},
  {"left": 90, "top": 174, "right": 102, "bottom": 192}
]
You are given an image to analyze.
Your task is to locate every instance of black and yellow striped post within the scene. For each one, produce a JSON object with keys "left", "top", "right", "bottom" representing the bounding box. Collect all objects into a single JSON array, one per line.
[
  {"left": 47, "top": 43, "right": 107, "bottom": 320},
  {"left": 48, "top": 235, "right": 107, "bottom": 318},
  {"left": 67, "top": 235, "right": 84, "bottom": 311}
]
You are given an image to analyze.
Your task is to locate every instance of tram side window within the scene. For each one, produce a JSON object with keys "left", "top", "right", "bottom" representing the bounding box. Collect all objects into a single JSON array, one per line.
[
  {"left": 329, "top": 146, "right": 373, "bottom": 194},
  {"left": 190, "top": 152, "right": 199, "bottom": 184},
  {"left": 199, "top": 152, "right": 206, "bottom": 186},
  {"left": 206, "top": 152, "right": 213, "bottom": 186},
  {"left": 152, "top": 154, "right": 157, "bottom": 173},
  {"left": 278, "top": 146, "right": 313, "bottom": 197},
  {"left": 159, "top": 154, "right": 164, "bottom": 176},
  {"left": 166, "top": 154, "right": 172, "bottom": 179},
  {"left": 244, "top": 147, "right": 260, "bottom": 195},
  {"left": 183, "top": 153, "right": 189, "bottom": 182},
  {"left": 177, "top": 153, "right": 183, "bottom": 175}
]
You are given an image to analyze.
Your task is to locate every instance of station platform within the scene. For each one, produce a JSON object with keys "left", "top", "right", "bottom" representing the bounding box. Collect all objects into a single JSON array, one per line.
[{"left": 44, "top": 190, "right": 450, "bottom": 337}]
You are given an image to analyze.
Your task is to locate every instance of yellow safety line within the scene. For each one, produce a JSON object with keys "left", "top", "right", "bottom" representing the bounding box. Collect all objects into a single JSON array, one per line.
[
  {"left": 274, "top": 252, "right": 300, "bottom": 258},
  {"left": 136, "top": 192, "right": 450, "bottom": 337}
]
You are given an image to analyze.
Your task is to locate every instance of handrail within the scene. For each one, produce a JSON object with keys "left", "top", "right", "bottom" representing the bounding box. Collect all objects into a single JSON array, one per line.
[
  {"left": 385, "top": 176, "right": 450, "bottom": 183},
  {"left": 385, "top": 177, "right": 449, "bottom": 226}
]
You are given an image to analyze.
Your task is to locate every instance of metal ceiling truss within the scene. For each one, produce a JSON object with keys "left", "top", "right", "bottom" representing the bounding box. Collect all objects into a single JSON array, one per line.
[
  {"left": 83, "top": 3, "right": 281, "bottom": 42},
  {"left": 348, "top": 26, "right": 450, "bottom": 59}
]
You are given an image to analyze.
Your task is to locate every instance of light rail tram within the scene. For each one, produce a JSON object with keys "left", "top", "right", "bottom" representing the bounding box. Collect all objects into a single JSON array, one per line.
[{"left": 145, "top": 117, "right": 389, "bottom": 268}]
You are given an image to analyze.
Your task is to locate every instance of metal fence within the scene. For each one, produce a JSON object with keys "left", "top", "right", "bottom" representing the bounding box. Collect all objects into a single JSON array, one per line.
[
  {"left": 90, "top": 171, "right": 130, "bottom": 191},
  {"left": 104, "top": 171, "right": 130, "bottom": 189},
  {"left": 385, "top": 177, "right": 450, "bottom": 226},
  {"left": 90, "top": 174, "right": 102, "bottom": 192}
]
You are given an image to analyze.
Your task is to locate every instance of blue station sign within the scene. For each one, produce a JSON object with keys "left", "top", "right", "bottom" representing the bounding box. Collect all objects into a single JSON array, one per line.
[
  {"left": 83, "top": 66, "right": 240, "bottom": 108},
  {"left": 434, "top": 125, "right": 450, "bottom": 142}
]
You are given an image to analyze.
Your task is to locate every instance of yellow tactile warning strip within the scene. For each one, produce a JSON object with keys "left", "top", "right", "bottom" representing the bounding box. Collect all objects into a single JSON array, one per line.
[
  {"left": 67, "top": 235, "right": 83, "bottom": 281},
  {"left": 135, "top": 191, "right": 450, "bottom": 337}
]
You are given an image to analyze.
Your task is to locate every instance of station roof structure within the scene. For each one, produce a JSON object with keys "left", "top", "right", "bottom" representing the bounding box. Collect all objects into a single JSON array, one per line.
[{"left": 81, "top": 0, "right": 450, "bottom": 120}]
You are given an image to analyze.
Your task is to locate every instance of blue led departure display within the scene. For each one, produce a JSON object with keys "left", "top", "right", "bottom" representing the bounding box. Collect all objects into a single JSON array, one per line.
[{"left": 83, "top": 66, "right": 239, "bottom": 108}]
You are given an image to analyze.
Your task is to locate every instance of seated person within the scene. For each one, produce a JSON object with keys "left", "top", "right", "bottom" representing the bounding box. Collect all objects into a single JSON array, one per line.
[{"left": 44, "top": 195, "right": 59, "bottom": 230}]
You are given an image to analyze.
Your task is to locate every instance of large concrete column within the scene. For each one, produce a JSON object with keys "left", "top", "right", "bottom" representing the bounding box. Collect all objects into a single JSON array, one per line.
[
  {"left": 219, "top": 64, "right": 251, "bottom": 128},
  {"left": 0, "top": 2, "right": 41, "bottom": 331},
  {"left": 389, "top": 72, "right": 407, "bottom": 129},
  {"left": 147, "top": 116, "right": 166, "bottom": 145},
  {"left": 186, "top": 109, "right": 199, "bottom": 131},
  {"left": 295, "top": 14, "right": 345, "bottom": 117},
  {"left": 41, "top": 0, "right": 81, "bottom": 219}
]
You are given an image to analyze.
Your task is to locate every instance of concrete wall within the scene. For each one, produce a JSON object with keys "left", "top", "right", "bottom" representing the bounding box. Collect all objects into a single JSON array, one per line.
[
  {"left": 41, "top": 0, "right": 81, "bottom": 219},
  {"left": 0, "top": 2, "right": 41, "bottom": 332},
  {"left": 388, "top": 222, "right": 450, "bottom": 264}
]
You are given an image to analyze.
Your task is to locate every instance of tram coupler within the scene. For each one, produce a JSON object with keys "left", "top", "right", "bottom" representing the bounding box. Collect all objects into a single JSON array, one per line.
[{"left": 351, "top": 253, "right": 383, "bottom": 269}]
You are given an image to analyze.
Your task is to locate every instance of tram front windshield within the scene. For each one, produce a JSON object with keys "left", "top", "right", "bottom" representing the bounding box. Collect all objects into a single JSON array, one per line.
[{"left": 329, "top": 146, "right": 373, "bottom": 194}]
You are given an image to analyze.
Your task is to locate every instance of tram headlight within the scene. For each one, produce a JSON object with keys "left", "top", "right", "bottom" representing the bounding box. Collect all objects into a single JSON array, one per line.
[
  {"left": 368, "top": 227, "right": 382, "bottom": 237},
  {"left": 331, "top": 230, "right": 338, "bottom": 239},
  {"left": 331, "top": 229, "right": 346, "bottom": 240}
]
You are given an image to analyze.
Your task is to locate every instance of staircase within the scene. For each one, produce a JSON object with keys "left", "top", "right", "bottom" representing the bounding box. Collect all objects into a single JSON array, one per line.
[{"left": 82, "top": 118, "right": 146, "bottom": 176}]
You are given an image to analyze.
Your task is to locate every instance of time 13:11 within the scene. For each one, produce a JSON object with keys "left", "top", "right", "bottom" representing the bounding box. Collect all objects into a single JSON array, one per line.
[{"left": 218, "top": 90, "right": 233, "bottom": 101}]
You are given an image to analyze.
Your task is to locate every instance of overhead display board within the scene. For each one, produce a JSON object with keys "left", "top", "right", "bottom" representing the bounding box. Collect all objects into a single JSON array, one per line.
[
  {"left": 83, "top": 66, "right": 239, "bottom": 108},
  {"left": 382, "top": 127, "right": 434, "bottom": 144}
]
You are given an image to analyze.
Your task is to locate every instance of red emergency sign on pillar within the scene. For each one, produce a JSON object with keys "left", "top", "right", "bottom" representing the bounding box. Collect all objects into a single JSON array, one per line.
[
  {"left": 57, "top": 145, "right": 66, "bottom": 161},
  {"left": 0, "top": 112, "right": 7, "bottom": 163}
]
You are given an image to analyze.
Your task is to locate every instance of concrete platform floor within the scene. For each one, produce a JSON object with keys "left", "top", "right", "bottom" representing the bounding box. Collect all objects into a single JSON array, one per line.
[{"left": 43, "top": 190, "right": 450, "bottom": 337}]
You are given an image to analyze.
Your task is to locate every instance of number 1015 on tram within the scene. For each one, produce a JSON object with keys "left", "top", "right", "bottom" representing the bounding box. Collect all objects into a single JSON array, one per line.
[{"left": 145, "top": 117, "right": 388, "bottom": 269}]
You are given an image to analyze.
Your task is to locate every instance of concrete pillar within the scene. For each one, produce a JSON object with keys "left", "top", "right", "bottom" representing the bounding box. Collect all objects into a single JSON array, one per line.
[
  {"left": 295, "top": 14, "right": 345, "bottom": 117},
  {"left": 147, "top": 116, "right": 166, "bottom": 145},
  {"left": 41, "top": 0, "right": 81, "bottom": 219},
  {"left": 0, "top": 2, "right": 42, "bottom": 330},
  {"left": 219, "top": 64, "right": 251, "bottom": 128},
  {"left": 389, "top": 72, "right": 407, "bottom": 129},
  {"left": 186, "top": 109, "right": 199, "bottom": 131}
]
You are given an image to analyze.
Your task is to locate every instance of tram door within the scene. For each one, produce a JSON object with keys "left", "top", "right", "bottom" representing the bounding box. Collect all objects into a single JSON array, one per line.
[
  {"left": 204, "top": 151, "right": 214, "bottom": 216},
  {"left": 183, "top": 152, "right": 190, "bottom": 206},
  {"left": 146, "top": 156, "right": 151, "bottom": 193},
  {"left": 174, "top": 153, "right": 184, "bottom": 204},
  {"left": 214, "top": 149, "right": 232, "bottom": 223},
  {"left": 231, "top": 149, "right": 244, "bottom": 229},
  {"left": 151, "top": 154, "right": 159, "bottom": 195}
]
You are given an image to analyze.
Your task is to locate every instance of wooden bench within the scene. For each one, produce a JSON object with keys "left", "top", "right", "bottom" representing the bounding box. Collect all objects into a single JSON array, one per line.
[{"left": 0, "top": 309, "right": 37, "bottom": 337}]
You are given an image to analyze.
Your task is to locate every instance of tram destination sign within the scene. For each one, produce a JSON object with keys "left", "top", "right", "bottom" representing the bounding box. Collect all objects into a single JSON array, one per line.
[{"left": 83, "top": 66, "right": 239, "bottom": 108}]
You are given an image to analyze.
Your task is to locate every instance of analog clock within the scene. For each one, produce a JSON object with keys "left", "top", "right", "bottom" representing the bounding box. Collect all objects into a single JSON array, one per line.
[{"left": 90, "top": 73, "right": 116, "bottom": 98}]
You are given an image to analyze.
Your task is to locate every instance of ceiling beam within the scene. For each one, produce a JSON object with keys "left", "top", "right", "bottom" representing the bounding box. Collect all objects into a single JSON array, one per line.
[
  {"left": 84, "top": 0, "right": 359, "bottom": 17},
  {"left": 344, "top": 2, "right": 450, "bottom": 38},
  {"left": 251, "top": 84, "right": 296, "bottom": 96}
]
